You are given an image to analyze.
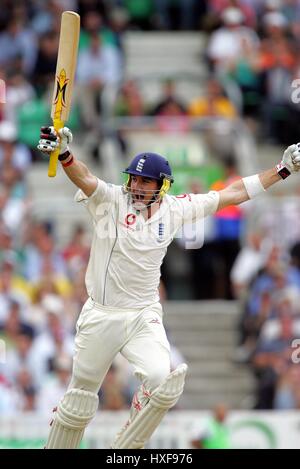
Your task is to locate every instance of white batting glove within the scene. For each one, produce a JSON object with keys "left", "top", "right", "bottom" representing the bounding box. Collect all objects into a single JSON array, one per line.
[
  {"left": 277, "top": 144, "right": 300, "bottom": 179},
  {"left": 37, "top": 126, "right": 73, "bottom": 155},
  {"left": 58, "top": 127, "right": 73, "bottom": 154}
]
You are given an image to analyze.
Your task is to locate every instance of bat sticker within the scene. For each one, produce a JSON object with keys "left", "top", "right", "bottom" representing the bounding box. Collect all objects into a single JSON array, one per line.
[{"left": 53, "top": 69, "right": 69, "bottom": 119}]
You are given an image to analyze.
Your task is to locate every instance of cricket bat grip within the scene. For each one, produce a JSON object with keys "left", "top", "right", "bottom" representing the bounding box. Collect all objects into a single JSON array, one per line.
[
  {"left": 48, "top": 148, "right": 59, "bottom": 177},
  {"left": 48, "top": 119, "right": 64, "bottom": 177}
]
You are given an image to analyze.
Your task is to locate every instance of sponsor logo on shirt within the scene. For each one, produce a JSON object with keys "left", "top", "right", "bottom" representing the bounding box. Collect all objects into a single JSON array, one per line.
[
  {"left": 119, "top": 213, "right": 137, "bottom": 231},
  {"left": 149, "top": 318, "right": 160, "bottom": 324},
  {"left": 157, "top": 222, "right": 164, "bottom": 242},
  {"left": 125, "top": 213, "right": 136, "bottom": 226}
]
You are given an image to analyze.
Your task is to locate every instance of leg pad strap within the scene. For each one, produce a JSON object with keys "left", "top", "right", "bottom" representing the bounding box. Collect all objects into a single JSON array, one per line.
[{"left": 112, "top": 363, "right": 188, "bottom": 449}]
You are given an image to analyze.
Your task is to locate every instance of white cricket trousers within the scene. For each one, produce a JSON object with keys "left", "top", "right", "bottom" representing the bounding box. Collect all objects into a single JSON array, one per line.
[{"left": 68, "top": 297, "right": 171, "bottom": 394}]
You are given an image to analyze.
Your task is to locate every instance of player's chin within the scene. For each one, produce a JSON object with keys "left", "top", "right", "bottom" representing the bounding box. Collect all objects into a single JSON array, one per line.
[{"left": 132, "top": 200, "right": 147, "bottom": 211}]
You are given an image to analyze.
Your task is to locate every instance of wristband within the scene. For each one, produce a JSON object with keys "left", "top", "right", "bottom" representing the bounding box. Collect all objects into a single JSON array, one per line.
[
  {"left": 242, "top": 174, "right": 265, "bottom": 199},
  {"left": 62, "top": 155, "right": 74, "bottom": 167},
  {"left": 58, "top": 150, "right": 71, "bottom": 161},
  {"left": 276, "top": 163, "right": 291, "bottom": 180}
]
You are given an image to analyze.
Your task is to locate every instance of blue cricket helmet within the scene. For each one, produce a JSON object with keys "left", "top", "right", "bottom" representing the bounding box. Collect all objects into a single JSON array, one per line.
[{"left": 123, "top": 152, "right": 174, "bottom": 182}]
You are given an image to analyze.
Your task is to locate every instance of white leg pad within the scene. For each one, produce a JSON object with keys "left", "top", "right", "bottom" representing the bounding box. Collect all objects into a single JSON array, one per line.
[
  {"left": 46, "top": 388, "right": 99, "bottom": 449},
  {"left": 111, "top": 363, "right": 188, "bottom": 449}
]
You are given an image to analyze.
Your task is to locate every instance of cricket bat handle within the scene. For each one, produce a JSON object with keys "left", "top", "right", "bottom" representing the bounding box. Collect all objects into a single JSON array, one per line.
[{"left": 48, "top": 118, "right": 64, "bottom": 177}]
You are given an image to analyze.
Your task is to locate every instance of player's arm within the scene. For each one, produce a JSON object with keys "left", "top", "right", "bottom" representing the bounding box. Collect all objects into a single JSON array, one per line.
[
  {"left": 38, "top": 126, "right": 98, "bottom": 197},
  {"left": 217, "top": 144, "right": 300, "bottom": 210}
]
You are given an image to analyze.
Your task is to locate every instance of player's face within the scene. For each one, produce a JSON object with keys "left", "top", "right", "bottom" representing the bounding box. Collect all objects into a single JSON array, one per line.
[{"left": 130, "top": 175, "right": 159, "bottom": 210}]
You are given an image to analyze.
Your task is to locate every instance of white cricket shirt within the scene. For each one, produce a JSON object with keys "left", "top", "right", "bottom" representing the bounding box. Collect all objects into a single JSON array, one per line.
[{"left": 75, "top": 179, "right": 219, "bottom": 308}]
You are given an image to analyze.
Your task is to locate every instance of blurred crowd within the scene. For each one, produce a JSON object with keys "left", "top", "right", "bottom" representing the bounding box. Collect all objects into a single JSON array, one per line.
[
  {"left": 2, "top": 0, "right": 300, "bottom": 142},
  {"left": 1, "top": 0, "right": 300, "bottom": 414},
  {"left": 233, "top": 231, "right": 300, "bottom": 410}
]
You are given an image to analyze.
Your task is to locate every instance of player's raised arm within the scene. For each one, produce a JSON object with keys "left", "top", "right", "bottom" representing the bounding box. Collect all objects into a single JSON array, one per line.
[
  {"left": 38, "top": 126, "right": 98, "bottom": 196},
  {"left": 217, "top": 144, "right": 300, "bottom": 210}
]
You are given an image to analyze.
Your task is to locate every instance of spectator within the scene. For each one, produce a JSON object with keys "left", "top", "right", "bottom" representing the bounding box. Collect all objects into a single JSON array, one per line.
[
  {"left": 76, "top": 32, "right": 123, "bottom": 127},
  {"left": 206, "top": 0, "right": 257, "bottom": 29},
  {"left": 15, "top": 367, "right": 37, "bottom": 412},
  {"left": 236, "top": 248, "right": 300, "bottom": 363},
  {"left": 151, "top": 79, "right": 189, "bottom": 134},
  {"left": 206, "top": 7, "right": 259, "bottom": 73},
  {"left": 227, "top": 36, "right": 263, "bottom": 119},
  {"left": 30, "top": 0, "right": 66, "bottom": 35},
  {"left": 113, "top": 79, "right": 147, "bottom": 157},
  {"left": 22, "top": 221, "right": 68, "bottom": 284},
  {"left": 188, "top": 77, "right": 238, "bottom": 159},
  {"left": 3, "top": 330, "right": 45, "bottom": 390},
  {"left": 62, "top": 224, "right": 90, "bottom": 280},
  {"left": 32, "top": 296, "right": 74, "bottom": 376},
  {"left": 0, "top": 256, "right": 32, "bottom": 323},
  {"left": 260, "top": 12, "right": 296, "bottom": 143},
  {"left": 0, "top": 374, "right": 18, "bottom": 415},
  {"left": 0, "top": 299, "right": 34, "bottom": 348},
  {"left": 107, "top": 7, "right": 129, "bottom": 53},
  {"left": 151, "top": 79, "right": 187, "bottom": 116},
  {"left": 155, "top": 101, "right": 189, "bottom": 134},
  {"left": 114, "top": 79, "right": 145, "bottom": 117},
  {"left": 0, "top": 121, "right": 32, "bottom": 175},
  {"left": 37, "top": 354, "right": 72, "bottom": 414},
  {"left": 32, "top": 31, "right": 59, "bottom": 97},
  {"left": 252, "top": 311, "right": 300, "bottom": 409},
  {"left": 231, "top": 231, "right": 272, "bottom": 299},
  {"left": 0, "top": 16, "right": 37, "bottom": 76},
  {"left": 274, "top": 364, "right": 300, "bottom": 409},
  {"left": 100, "top": 364, "right": 128, "bottom": 410},
  {"left": 210, "top": 157, "right": 244, "bottom": 299},
  {"left": 79, "top": 10, "right": 118, "bottom": 51},
  {"left": 188, "top": 77, "right": 237, "bottom": 119},
  {"left": 190, "top": 404, "right": 231, "bottom": 449},
  {"left": 3, "top": 71, "right": 36, "bottom": 127}
]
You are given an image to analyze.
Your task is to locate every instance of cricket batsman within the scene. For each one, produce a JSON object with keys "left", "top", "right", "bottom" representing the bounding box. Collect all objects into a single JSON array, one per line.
[{"left": 38, "top": 125, "right": 300, "bottom": 448}]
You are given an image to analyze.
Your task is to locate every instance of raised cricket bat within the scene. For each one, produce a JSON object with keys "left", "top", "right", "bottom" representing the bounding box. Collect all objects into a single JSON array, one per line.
[{"left": 48, "top": 11, "right": 80, "bottom": 177}]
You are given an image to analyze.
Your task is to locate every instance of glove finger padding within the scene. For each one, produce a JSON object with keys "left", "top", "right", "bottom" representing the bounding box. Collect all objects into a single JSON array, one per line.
[
  {"left": 281, "top": 144, "right": 300, "bottom": 173},
  {"left": 291, "top": 147, "right": 300, "bottom": 170},
  {"left": 59, "top": 127, "right": 73, "bottom": 145},
  {"left": 40, "top": 132, "right": 57, "bottom": 142},
  {"left": 40, "top": 125, "right": 57, "bottom": 137},
  {"left": 292, "top": 146, "right": 300, "bottom": 159},
  {"left": 37, "top": 126, "right": 72, "bottom": 155},
  {"left": 38, "top": 125, "right": 59, "bottom": 153},
  {"left": 37, "top": 138, "right": 59, "bottom": 153}
]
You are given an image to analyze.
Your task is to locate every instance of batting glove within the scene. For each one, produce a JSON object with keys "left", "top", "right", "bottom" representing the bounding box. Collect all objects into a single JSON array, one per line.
[
  {"left": 277, "top": 143, "right": 300, "bottom": 179},
  {"left": 37, "top": 126, "right": 73, "bottom": 155}
]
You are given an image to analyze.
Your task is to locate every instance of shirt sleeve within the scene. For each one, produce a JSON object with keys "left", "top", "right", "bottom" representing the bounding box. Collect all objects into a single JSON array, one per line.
[
  {"left": 74, "top": 178, "right": 120, "bottom": 220},
  {"left": 177, "top": 191, "right": 220, "bottom": 224}
]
